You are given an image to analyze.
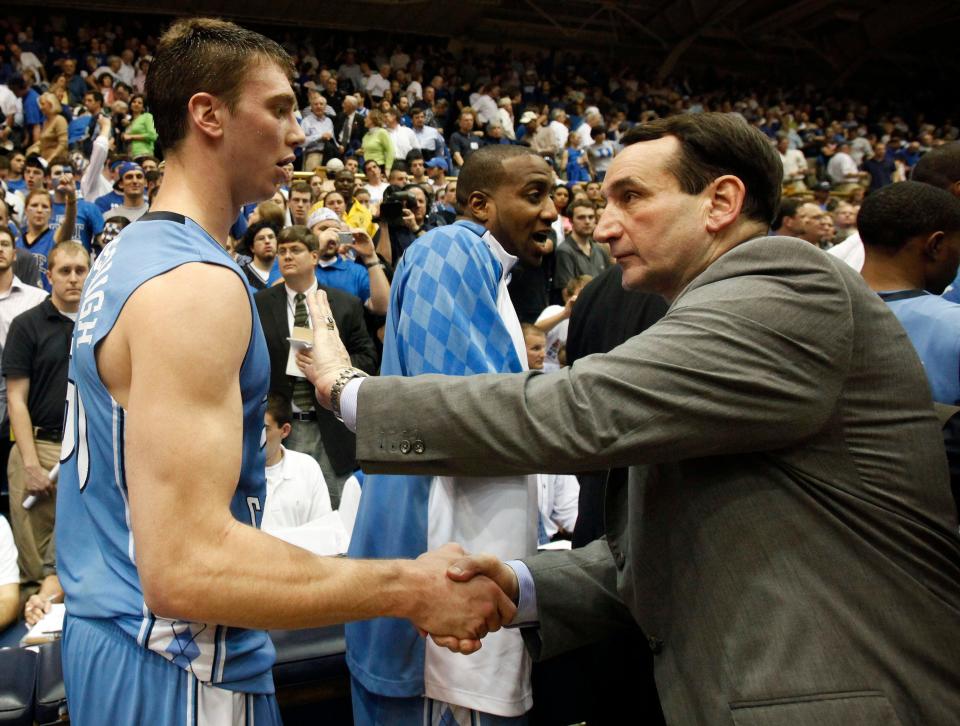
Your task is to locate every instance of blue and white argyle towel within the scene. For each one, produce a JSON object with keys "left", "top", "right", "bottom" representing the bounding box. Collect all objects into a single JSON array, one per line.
[{"left": 346, "top": 220, "right": 523, "bottom": 697}]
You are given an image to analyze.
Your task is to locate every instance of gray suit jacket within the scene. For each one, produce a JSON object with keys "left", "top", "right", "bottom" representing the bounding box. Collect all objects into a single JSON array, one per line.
[{"left": 354, "top": 236, "right": 960, "bottom": 725}]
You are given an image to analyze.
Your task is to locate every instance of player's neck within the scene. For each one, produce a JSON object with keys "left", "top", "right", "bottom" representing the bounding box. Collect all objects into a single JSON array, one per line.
[{"left": 150, "top": 160, "right": 235, "bottom": 244}]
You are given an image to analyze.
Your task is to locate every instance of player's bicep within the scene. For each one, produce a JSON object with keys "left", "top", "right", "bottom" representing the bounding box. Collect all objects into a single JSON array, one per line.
[{"left": 121, "top": 265, "right": 251, "bottom": 576}]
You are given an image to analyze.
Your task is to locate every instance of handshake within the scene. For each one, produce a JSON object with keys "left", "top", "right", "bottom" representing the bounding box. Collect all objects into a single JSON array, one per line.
[{"left": 405, "top": 543, "right": 520, "bottom": 655}]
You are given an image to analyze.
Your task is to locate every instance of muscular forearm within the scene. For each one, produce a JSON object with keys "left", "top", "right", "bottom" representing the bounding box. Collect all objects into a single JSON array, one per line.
[{"left": 140, "top": 517, "right": 429, "bottom": 629}]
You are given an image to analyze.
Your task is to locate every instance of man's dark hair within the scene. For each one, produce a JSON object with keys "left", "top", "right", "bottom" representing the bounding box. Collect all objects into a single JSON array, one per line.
[
  {"left": 24, "top": 154, "right": 45, "bottom": 171},
  {"left": 266, "top": 392, "right": 292, "bottom": 428},
  {"left": 389, "top": 161, "right": 408, "bottom": 175},
  {"left": 85, "top": 90, "right": 104, "bottom": 105},
  {"left": 405, "top": 148, "right": 424, "bottom": 162},
  {"left": 622, "top": 112, "right": 783, "bottom": 226},
  {"left": 277, "top": 224, "right": 318, "bottom": 253},
  {"left": 455, "top": 144, "right": 540, "bottom": 208},
  {"left": 772, "top": 197, "right": 801, "bottom": 229},
  {"left": 239, "top": 219, "right": 280, "bottom": 256},
  {"left": 46, "top": 155, "right": 71, "bottom": 175},
  {"left": 859, "top": 181, "right": 960, "bottom": 252},
  {"left": 289, "top": 180, "right": 311, "bottom": 197},
  {"left": 568, "top": 199, "right": 597, "bottom": 218},
  {"left": 911, "top": 142, "right": 960, "bottom": 190},
  {"left": 147, "top": 17, "right": 295, "bottom": 152},
  {"left": 6, "top": 76, "right": 25, "bottom": 93}
]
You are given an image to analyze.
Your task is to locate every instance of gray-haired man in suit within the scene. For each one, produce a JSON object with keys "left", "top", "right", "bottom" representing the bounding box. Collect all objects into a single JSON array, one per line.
[{"left": 302, "top": 113, "right": 960, "bottom": 725}]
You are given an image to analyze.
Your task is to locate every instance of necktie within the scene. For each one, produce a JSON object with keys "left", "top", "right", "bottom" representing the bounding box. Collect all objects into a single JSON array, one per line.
[{"left": 291, "top": 293, "right": 316, "bottom": 411}]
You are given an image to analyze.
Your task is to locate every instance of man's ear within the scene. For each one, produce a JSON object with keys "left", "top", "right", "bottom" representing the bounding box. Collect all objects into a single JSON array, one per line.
[
  {"left": 186, "top": 92, "right": 225, "bottom": 142},
  {"left": 922, "top": 230, "right": 946, "bottom": 261},
  {"left": 280, "top": 422, "right": 292, "bottom": 440},
  {"left": 704, "top": 175, "right": 746, "bottom": 234},
  {"left": 466, "top": 190, "right": 492, "bottom": 224}
]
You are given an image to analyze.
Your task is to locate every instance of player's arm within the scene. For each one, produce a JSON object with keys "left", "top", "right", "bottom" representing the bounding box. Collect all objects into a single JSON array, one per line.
[
  {"left": 0, "top": 582, "right": 16, "bottom": 630},
  {"left": 120, "top": 263, "right": 512, "bottom": 637}
]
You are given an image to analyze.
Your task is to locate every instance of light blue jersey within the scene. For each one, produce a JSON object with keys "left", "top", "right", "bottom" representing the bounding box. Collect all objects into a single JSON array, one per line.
[{"left": 57, "top": 211, "right": 276, "bottom": 696}]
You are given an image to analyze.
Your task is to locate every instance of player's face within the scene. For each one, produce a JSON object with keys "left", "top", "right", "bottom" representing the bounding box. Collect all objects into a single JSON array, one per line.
[
  {"left": 594, "top": 136, "right": 714, "bottom": 298},
  {"left": 223, "top": 60, "right": 304, "bottom": 205},
  {"left": 48, "top": 250, "right": 90, "bottom": 306},
  {"left": 484, "top": 155, "right": 557, "bottom": 267}
]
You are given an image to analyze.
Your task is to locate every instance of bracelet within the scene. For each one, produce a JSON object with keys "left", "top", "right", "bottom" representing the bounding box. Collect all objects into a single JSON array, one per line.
[
  {"left": 364, "top": 259, "right": 384, "bottom": 269},
  {"left": 330, "top": 367, "right": 369, "bottom": 423}
]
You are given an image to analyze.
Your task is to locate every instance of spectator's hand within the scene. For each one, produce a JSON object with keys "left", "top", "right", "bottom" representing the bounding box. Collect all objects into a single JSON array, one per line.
[
  {"left": 562, "top": 294, "right": 578, "bottom": 318},
  {"left": 340, "top": 228, "right": 377, "bottom": 264},
  {"left": 401, "top": 208, "right": 418, "bottom": 231},
  {"left": 408, "top": 544, "right": 517, "bottom": 654},
  {"left": 304, "top": 289, "right": 353, "bottom": 409},
  {"left": 24, "top": 464, "right": 53, "bottom": 496},
  {"left": 24, "top": 594, "right": 52, "bottom": 626},
  {"left": 57, "top": 172, "right": 75, "bottom": 198},
  {"left": 97, "top": 115, "right": 111, "bottom": 135}
]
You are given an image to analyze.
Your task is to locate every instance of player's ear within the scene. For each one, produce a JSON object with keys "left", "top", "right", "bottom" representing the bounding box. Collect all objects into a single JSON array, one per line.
[
  {"left": 186, "top": 92, "right": 226, "bottom": 141},
  {"left": 467, "top": 190, "right": 492, "bottom": 224}
]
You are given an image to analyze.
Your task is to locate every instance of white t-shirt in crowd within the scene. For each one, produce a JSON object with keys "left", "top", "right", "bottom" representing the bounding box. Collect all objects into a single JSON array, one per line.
[
  {"left": 0, "top": 516, "right": 19, "bottom": 586},
  {"left": 535, "top": 304, "right": 569, "bottom": 372},
  {"left": 262, "top": 446, "right": 332, "bottom": 532}
]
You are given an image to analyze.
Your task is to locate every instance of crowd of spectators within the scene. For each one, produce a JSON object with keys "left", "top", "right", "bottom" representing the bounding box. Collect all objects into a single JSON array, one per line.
[{"left": 0, "top": 10, "right": 958, "bottom": 661}]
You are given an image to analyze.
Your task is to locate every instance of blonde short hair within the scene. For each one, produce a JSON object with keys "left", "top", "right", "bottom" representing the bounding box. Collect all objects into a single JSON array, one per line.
[{"left": 39, "top": 92, "right": 62, "bottom": 115}]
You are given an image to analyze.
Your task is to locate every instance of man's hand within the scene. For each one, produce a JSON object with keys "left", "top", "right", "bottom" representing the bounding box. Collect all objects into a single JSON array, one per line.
[
  {"left": 57, "top": 172, "right": 75, "bottom": 198},
  {"left": 428, "top": 551, "right": 521, "bottom": 653},
  {"left": 24, "top": 463, "right": 53, "bottom": 496},
  {"left": 407, "top": 544, "right": 517, "bottom": 655},
  {"left": 340, "top": 228, "right": 377, "bottom": 264},
  {"left": 24, "top": 593, "right": 52, "bottom": 626},
  {"left": 304, "top": 290, "right": 353, "bottom": 409},
  {"left": 401, "top": 208, "right": 418, "bottom": 232}
]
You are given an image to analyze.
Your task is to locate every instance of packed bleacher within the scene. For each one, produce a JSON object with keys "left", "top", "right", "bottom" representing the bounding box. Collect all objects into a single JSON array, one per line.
[{"left": 0, "top": 10, "right": 959, "bottom": 726}]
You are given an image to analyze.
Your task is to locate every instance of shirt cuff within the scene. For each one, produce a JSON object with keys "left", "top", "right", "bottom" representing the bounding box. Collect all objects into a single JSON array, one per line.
[
  {"left": 504, "top": 559, "right": 539, "bottom": 627},
  {"left": 340, "top": 377, "right": 364, "bottom": 433}
]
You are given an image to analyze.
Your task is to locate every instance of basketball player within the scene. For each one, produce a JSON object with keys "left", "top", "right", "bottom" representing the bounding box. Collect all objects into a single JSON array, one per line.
[{"left": 56, "top": 18, "right": 512, "bottom": 724}]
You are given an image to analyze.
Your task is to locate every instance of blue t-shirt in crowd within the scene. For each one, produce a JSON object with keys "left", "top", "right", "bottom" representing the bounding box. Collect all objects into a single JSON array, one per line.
[
  {"left": 23, "top": 88, "right": 43, "bottom": 128},
  {"left": 6, "top": 178, "right": 26, "bottom": 195},
  {"left": 15, "top": 226, "right": 56, "bottom": 291},
  {"left": 880, "top": 289, "right": 960, "bottom": 404},
  {"left": 266, "top": 256, "right": 370, "bottom": 302},
  {"left": 94, "top": 190, "right": 125, "bottom": 214},
  {"left": 52, "top": 199, "right": 105, "bottom": 250}
]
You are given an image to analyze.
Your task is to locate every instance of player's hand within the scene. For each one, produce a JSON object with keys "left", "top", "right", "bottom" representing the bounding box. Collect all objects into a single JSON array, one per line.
[
  {"left": 24, "top": 594, "right": 52, "bottom": 626},
  {"left": 304, "top": 290, "right": 352, "bottom": 409},
  {"left": 427, "top": 551, "right": 520, "bottom": 653},
  {"left": 24, "top": 464, "right": 53, "bottom": 496},
  {"left": 406, "top": 544, "right": 517, "bottom": 655}
]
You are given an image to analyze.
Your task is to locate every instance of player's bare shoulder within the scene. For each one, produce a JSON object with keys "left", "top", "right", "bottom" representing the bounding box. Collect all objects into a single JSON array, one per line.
[{"left": 94, "top": 258, "right": 251, "bottom": 408}]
